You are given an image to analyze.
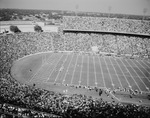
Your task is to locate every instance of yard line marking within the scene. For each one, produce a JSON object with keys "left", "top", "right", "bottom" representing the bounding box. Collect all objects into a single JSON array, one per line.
[
  {"left": 93, "top": 56, "right": 97, "bottom": 87},
  {"left": 139, "top": 60, "right": 150, "bottom": 70},
  {"left": 62, "top": 53, "right": 74, "bottom": 85},
  {"left": 79, "top": 55, "right": 83, "bottom": 86},
  {"left": 109, "top": 57, "right": 123, "bottom": 88},
  {"left": 44, "top": 53, "right": 47, "bottom": 63},
  {"left": 42, "top": 53, "right": 48, "bottom": 64},
  {"left": 119, "top": 58, "right": 142, "bottom": 91},
  {"left": 115, "top": 58, "right": 131, "bottom": 88},
  {"left": 103, "top": 57, "right": 115, "bottom": 89},
  {"left": 28, "top": 53, "right": 54, "bottom": 83},
  {"left": 135, "top": 61, "right": 150, "bottom": 81},
  {"left": 131, "top": 60, "right": 150, "bottom": 83},
  {"left": 142, "top": 60, "right": 150, "bottom": 68},
  {"left": 87, "top": 55, "right": 89, "bottom": 87},
  {"left": 70, "top": 53, "right": 79, "bottom": 85},
  {"left": 137, "top": 61, "right": 150, "bottom": 75},
  {"left": 126, "top": 60, "right": 149, "bottom": 92},
  {"left": 54, "top": 54, "right": 69, "bottom": 83},
  {"left": 98, "top": 56, "right": 106, "bottom": 88},
  {"left": 46, "top": 54, "right": 64, "bottom": 82},
  {"left": 109, "top": 91, "right": 120, "bottom": 101},
  {"left": 46, "top": 53, "right": 57, "bottom": 64}
]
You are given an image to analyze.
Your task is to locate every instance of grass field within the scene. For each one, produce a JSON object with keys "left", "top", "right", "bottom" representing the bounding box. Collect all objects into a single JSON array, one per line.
[{"left": 12, "top": 52, "right": 150, "bottom": 93}]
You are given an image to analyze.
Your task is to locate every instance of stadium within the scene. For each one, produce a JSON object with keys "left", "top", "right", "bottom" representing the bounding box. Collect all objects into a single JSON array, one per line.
[{"left": 1, "top": 15, "right": 150, "bottom": 117}]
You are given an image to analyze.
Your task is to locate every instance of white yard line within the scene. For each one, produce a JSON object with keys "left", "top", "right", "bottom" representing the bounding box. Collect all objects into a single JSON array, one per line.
[
  {"left": 131, "top": 60, "right": 150, "bottom": 91},
  {"left": 42, "top": 53, "right": 44, "bottom": 65},
  {"left": 28, "top": 53, "right": 54, "bottom": 83},
  {"left": 136, "top": 61, "right": 150, "bottom": 75},
  {"left": 62, "top": 53, "right": 74, "bottom": 85},
  {"left": 46, "top": 54, "right": 64, "bottom": 82},
  {"left": 119, "top": 58, "right": 142, "bottom": 91},
  {"left": 54, "top": 54, "right": 69, "bottom": 83},
  {"left": 139, "top": 60, "right": 150, "bottom": 69},
  {"left": 98, "top": 56, "right": 106, "bottom": 88},
  {"left": 115, "top": 59, "right": 131, "bottom": 88},
  {"left": 126, "top": 60, "right": 149, "bottom": 92},
  {"left": 93, "top": 56, "right": 97, "bottom": 87},
  {"left": 109, "top": 57, "right": 123, "bottom": 88},
  {"left": 42, "top": 53, "right": 48, "bottom": 64},
  {"left": 70, "top": 54, "right": 79, "bottom": 85},
  {"left": 103, "top": 57, "right": 115, "bottom": 89},
  {"left": 142, "top": 60, "right": 150, "bottom": 68},
  {"left": 79, "top": 55, "right": 83, "bottom": 86},
  {"left": 131, "top": 60, "right": 150, "bottom": 83},
  {"left": 109, "top": 91, "right": 121, "bottom": 101}
]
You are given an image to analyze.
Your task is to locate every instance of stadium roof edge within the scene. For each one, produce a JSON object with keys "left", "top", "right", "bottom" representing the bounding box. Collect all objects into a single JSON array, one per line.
[{"left": 63, "top": 29, "right": 150, "bottom": 38}]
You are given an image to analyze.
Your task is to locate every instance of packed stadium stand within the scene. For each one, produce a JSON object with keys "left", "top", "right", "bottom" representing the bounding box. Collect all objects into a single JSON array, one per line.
[{"left": 0, "top": 16, "right": 150, "bottom": 118}]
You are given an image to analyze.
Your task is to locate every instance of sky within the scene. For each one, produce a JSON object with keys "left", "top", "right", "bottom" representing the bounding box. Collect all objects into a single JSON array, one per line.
[{"left": 0, "top": 0, "right": 150, "bottom": 16}]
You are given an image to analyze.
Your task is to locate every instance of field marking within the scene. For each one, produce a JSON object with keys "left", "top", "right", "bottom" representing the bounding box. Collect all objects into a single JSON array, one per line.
[
  {"left": 42, "top": 54, "right": 45, "bottom": 64},
  {"left": 34, "top": 54, "right": 62, "bottom": 82},
  {"left": 97, "top": 56, "right": 106, "bottom": 88},
  {"left": 103, "top": 57, "right": 115, "bottom": 89},
  {"left": 109, "top": 57, "right": 123, "bottom": 88},
  {"left": 127, "top": 61, "right": 147, "bottom": 89},
  {"left": 79, "top": 55, "right": 83, "bottom": 86},
  {"left": 142, "top": 60, "right": 150, "bottom": 68},
  {"left": 140, "top": 60, "right": 150, "bottom": 69},
  {"left": 28, "top": 53, "right": 54, "bottom": 83},
  {"left": 54, "top": 54, "right": 69, "bottom": 83},
  {"left": 119, "top": 58, "right": 142, "bottom": 91},
  {"left": 93, "top": 56, "right": 97, "bottom": 87},
  {"left": 46, "top": 54, "right": 64, "bottom": 82},
  {"left": 62, "top": 53, "right": 74, "bottom": 85},
  {"left": 43, "top": 53, "right": 50, "bottom": 64},
  {"left": 131, "top": 60, "right": 150, "bottom": 82},
  {"left": 70, "top": 54, "right": 79, "bottom": 85},
  {"left": 134, "top": 61, "right": 150, "bottom": 83},
  {"left": 109, "top": 91, "right": 121, "bottom": 101},
  {"left": 114, "top": 58, "right": 131, "bottom": 88},
  {"left": 132, "top": 60, "right": 150, "bottom": 91},
  {"left": 126, "top": 60, "right": 147, "bottom": 91},
  {"left": 136, "top": 61, "right": 150, "bottom": 75}
]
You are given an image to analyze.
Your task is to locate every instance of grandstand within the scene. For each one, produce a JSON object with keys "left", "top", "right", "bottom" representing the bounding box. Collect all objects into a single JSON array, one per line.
[{"left": 1, "top": 15, "right": 150, "bottom": 118}]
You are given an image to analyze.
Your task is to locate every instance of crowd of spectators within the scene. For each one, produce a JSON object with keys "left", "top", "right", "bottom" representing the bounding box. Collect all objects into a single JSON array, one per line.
[
  {"left": 0, "top": 102, "right": 59, "bottom": 118},
  {"left": 64, "top": 33, "right": 150, "bottom": 59},
  {"left": 0, "top": 22, "right": 150, "bottom": 117},
  {"left": 63, "top": 16, "right": 150, "bottom": 35}
]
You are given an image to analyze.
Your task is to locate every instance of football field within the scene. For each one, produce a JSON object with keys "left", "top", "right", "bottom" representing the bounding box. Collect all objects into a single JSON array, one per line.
[{"left": 11, "top": 52, "right": 150, "bottom": 94}]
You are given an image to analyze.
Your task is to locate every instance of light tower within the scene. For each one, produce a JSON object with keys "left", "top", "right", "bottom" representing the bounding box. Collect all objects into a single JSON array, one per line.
[
  {"left": 143, "top": 8, "right": 148, "bottom": 20},
  {"left": 108, "top": 6, "right": 112, "bottom": 18}
]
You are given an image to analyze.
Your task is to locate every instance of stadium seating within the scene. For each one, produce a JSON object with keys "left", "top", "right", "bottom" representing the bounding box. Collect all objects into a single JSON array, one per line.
[
  {"left": 1, "top": 15, "right": 150, "bottom": 117},
  {"left": 63, "top": 16, "right": 150, "bottom": 35}
]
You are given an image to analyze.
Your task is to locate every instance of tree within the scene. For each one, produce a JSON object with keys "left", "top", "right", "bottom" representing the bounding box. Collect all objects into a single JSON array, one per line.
[
  {"left": 34, "top": 25, "right": 43, "bottom": 32},
  {"left": 10, "top": 25, "right": 21, "bottom": 33}
]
